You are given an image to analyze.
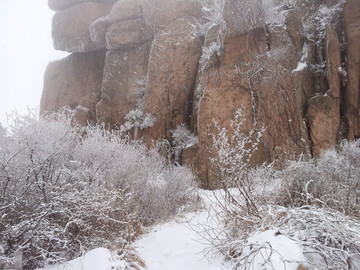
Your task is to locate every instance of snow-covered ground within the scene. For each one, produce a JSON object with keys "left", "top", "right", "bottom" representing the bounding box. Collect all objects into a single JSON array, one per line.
[
  {"left": 134, "top": 191, "right": 229, "bottom": 270},
  {"left": 38, "top": 190, "right": 307, "bottom": 270},
  {"left": 37, "top": 191, "right": 230, "bottom": 270}
]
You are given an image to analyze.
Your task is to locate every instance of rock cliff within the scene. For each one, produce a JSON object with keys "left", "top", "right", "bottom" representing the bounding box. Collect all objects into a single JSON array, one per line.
[{"left": 41, "top": 0, "right": 360, "bottom": 188}]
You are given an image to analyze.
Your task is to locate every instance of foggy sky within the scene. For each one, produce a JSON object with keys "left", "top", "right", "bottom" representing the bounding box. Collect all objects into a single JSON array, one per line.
[{"left": 0, "top": 0, "right": 67, "bottom": 127}]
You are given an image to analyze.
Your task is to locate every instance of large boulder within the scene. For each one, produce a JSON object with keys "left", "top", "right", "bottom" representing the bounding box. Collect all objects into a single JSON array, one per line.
[
  {"left": 42, "top": 0, "right": 356, "bottom": 189},
  {"left": 41, "top": 51, "right": 106, "bottom": 125},
  {"left": 344, "top": 0, "right": 360, "bottom": 139},
  {"left": 48, "top": 0, "right": 117, "bottom": 11},
  {"left": 89, "top": 0, "right": 145, "bottom": 50},
  {"left": 52, "top": 2, "right": 113, "bottom": 52},
  {"left": 96, "top": 42, "right": 151, "bottom": 129},
  {"left": 142, "top": 18, "right": 203, "bottom": 140},
  {"left": 108, "top": 0, "right": 143, "bottom": 23}
]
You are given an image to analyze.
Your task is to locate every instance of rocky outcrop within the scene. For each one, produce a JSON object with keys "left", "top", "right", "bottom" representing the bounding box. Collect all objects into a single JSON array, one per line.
[{"left": 42, "top": 0, "right": 359, "bottom": 188}]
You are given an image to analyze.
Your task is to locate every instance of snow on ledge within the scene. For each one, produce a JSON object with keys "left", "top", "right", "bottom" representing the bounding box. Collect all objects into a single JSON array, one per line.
[{"left": 291, "top": 62, "right": 307, "bottom": 73}]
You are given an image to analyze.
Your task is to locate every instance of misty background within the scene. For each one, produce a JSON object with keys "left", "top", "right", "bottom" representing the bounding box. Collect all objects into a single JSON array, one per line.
[{"left": 0, "top": 0, "right": 67, "bottom": 126}]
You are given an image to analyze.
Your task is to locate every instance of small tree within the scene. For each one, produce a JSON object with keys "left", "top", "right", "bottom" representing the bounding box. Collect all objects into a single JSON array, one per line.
[
  {"left": 209, "top": 107, "right": 265, "bottom": 240},
  {"left": 121, "top": 110, "right": 155, "bottom": 139},
  {"left": 171, "top": 124, "right": 198, "bottom": 163}
]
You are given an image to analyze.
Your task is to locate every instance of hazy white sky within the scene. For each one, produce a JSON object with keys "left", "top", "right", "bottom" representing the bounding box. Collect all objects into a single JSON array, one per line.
[{"left": 0, "top": 0, "right": 67, "bottom": 126}]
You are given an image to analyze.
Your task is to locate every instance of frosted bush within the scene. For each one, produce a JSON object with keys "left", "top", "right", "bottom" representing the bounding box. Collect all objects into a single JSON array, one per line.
[
  {"left": 210, "top": 107, "right": 264, "bottom": 187},
  {"left": 224, "top": 205, "right": 360, "bottom": 270},
  {"left": 277, "top": 140, "right": 360, "bottom": 216},
  {"left": 0, "top": 111, "right": 196, "bottom": 269},
  {"left": 208, "top": 111, "right": 360, "bottom": 269},
  {"left": 121, "top": 109, "right": 155, "bottom": 139},
  {"left": 171, "top": 124, "right": 198, "bottom": 163}
]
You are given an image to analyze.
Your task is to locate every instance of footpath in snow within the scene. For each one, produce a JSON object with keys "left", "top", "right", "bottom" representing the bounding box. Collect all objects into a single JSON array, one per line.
[
  {"left": 134, "top": 191, "right": 228, "bottom": 270},
  {"left": 38, "top": 190, "right": 230, "bottom": 270}
]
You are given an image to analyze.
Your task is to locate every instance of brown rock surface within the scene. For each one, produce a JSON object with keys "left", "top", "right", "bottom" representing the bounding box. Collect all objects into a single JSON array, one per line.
[
  {"left": 223, "top": 0, "right": 264, "bottom": 34},
  {"left": 304, "top": 25, "right": 341, "bottom": 157},
  {"left": 307, "top": 95, "right": 339, "bottom": 157},
  {"left": 325, "top": 25, "right": 341, "bottom": 99},
  {"left": 141, "top": 0, "right": 203, "bottom": 28},
  {"left": 96, "top": 42, "right": 151, "bottom": 128},
  {"left": 89, "top": 0, "right": 144, "bottom": 50},
  {"left": 41, "top": 51, "right": 106, "bottom": 125},
  {"left": 52, "top": 2, "right": 112, "bottom": 52},
  {"left": 108, "top": 0, "right": 143, "bottom": 23},
  {"left": 105, "top": 19, "right": 153, "bottom": 50},
  {"left": 344, "top": 0, "right": 360, "bottom": 139},
  {"left": 89, "top": 17, "right": 110, "bottom": 50},
  {"left": 142, "top": 18, "right": 202, "bottom": 140},
  {"left": 48, "top": 0, "right": 117, "bottom": 11},
  {"left": 191, "top": 20, "right": 315, "bottom": 186}
]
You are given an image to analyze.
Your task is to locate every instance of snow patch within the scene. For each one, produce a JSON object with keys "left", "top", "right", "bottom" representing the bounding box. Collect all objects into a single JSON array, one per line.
[
  {"left": 134, "top": 190, "right": 230, "bottom": 270},
  {"left": 291, "top": 62, "right": 307, "bottom": 73},
  {"left": 37, "top": 248, "right": 127, "bottom": 270},
  {"left": 240, "top": 230, "right": 307, "bottom": 270}
]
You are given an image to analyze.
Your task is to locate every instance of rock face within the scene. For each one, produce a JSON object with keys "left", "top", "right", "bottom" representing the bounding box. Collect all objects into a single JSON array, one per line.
[
  {"left": 48, "top": 0, "right": 117, "bottom": 11},
  {"left": 105, "top": 19, "right": 152, "bottom": 50},
  {"left": 42, "top": 0, "right": 359, "bottom": 188},
  {"left": 96, "top": 42, "right": 151, "bottom": 128},
  {"left": 344, "top": 0, "right": 360, "bottom": 139},
  {"left": 143, "top": 18, "right": 202, "bottom": 140},
  {"left": 41, "top": 51, "right": 106, "bottom": 125}
]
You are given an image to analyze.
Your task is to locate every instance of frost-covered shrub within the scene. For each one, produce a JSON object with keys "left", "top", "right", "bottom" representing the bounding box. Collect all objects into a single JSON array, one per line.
[
  {"left": 278, "top": 140, "right": 360, "bottom": 217},
  {"left": 210, "top": 108, "right": 263, "bottom": 183},
  {"left": 208, "top": 112, "right": 360, "bottom": 269},
  {"left": 198, "top": 0, "right": 227, "bottom": 71},
  {"left": 259, "top": 206, "right": 360, "bottom": 270},
  {"left": 171, "top": 124, "right": 198, "bottom": 163},
  {"left": 207, "top": 107, "right": 266, "bottom": 243},
  {"left": 120, "top": 109, "right": 155, "bottom": 139},
  {"left": 0, "top": 111, "right": 196, "bottom": 269}
]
